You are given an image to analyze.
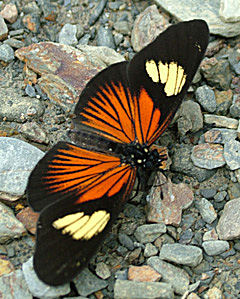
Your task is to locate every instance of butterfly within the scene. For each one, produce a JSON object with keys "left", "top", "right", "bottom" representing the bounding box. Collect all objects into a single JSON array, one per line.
[{"left": 26, "top": 19, "right": 209, "bottom": 286}]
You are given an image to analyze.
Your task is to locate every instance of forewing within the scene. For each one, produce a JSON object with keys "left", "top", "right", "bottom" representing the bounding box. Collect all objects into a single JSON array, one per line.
[
  {"left": 27, "top": 141, "right": 136, "bottom": 212},
  {"left": 127, "top": 19, "right": 209, "bottom": 145}
]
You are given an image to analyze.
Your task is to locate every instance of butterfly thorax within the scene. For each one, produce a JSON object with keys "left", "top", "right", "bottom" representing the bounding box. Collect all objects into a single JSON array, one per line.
[{"left": 121, "top": 142, "right": 164, "bottom": 171}]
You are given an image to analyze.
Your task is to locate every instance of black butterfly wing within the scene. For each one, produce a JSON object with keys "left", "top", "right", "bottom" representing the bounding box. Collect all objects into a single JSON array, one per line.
[
  {"left": 73, "top": 19, "right": 209, "bottom": 146},
  {"left": 27, "top": 141, "right": 136, "bottom": 285}
]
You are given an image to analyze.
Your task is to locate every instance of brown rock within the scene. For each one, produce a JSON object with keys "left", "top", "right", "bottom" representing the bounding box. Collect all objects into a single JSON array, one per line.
[
  {"left": 128, "top": 265, "right": 161, "bottom": 282},
  {"left": 0, "top": 255, "right": 14, "bottom": 276},
  {"left": 0, "top": 4, "right": 18, "bottom": 24},
  {"left": 16, "top": 207, "right": 39, "bottom": 235},
  {"left": 0, "top": 15, "right": 8, "bottom": 41},
  {"left": 147, "top": 173, "right": 194, "bottom": 226}
]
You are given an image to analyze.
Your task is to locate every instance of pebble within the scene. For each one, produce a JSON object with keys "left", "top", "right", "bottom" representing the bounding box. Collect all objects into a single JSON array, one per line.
[
  {"left": 191, "top": 144, "right": 225, "bottom": 170},
  {"left": 114, "top": 280, "right": 174, "bottom": 299},
  {"left": 144, "top": 243, "right": 158, "bottom": 257},
  {"left": 134, "top": 223, "right": 166, "bottom": 244},
  {"left": 195, "top": 198, "right": 217, "bottom": 224},
  {"left": 3, "top": 38, "right": 25, "bottom": 49},
  {"left": 118, "top": 233, "right": 134, "bottom": 250},
  {"left": 0, "top": 255, "right": 15, "bottom": 276},
  {"left": 204, "top": 114, "right": 239, "bottom": 129},
  {"left": 147, "top": 175, "right": 193, "bottom": 226},
  {"left": 201, "top": 57, "right": 232, "bottom": 90},
  {"left": 22, "top": 257, "right": 70, "bottom": 297},
  {"left": 214, "top": 191, "right": 227, "bottom": 202},
  {"left": 0, "top": 15, "right": 8, "bottom": 40},
  {"left": 89, "top": 0, "right": 107, "bottom": 25},
  {"left": 25, "top": 84, "right": 36, "bottom": 98},
  {"left": 0, "top": 3, "right": 18, "bottom": 23},
  {"left": 114, "top": 21, "right": 131, "bottom": 35},
  {"left": 159, "top": 244, "right": 203, "bottom": 267},
  {"left": 203, "top": 228, "right": 218, "bottom": 241},
  {"left": 230, "top": 94, "right": 240, "bottom": 118},
  {"left": 95, "top": 262, "right": 111, "bottom": 280},
  {"left": 148, "top": 257, "right": 189, "bottom": 295},
  {"left": 195, "top": 85, "right": 216, "bottom": 113},
  {"left": 0, "top": 269, "right": 32, "bottom": 299},
  {"left": 202, "top": 240, "right": 229, "bottom": 256},
  {"left": 73, "top": 268, "right": 108, "bottom": 297},
  {"left": 58, "top": 23, "right": 78, "bottom": 46},
  {"left": 19, "top": 122, "right": 49, "bottom": 144},
  {"left": 78, "top": 34, "right": 91, "bottom": 45},
  {"left": 215, "top": 89, "right": 233, "bottom": 115},
  {"left": 0, "top": 44, "right": 14, "bottom": 63},
  {"left": 228, "top": 48, "right": 240, "bottom": 76},
  {"left": 16, "top": 207, "right": 39, "bottom": 235},
  {"left": 200, "top": 188, "right": 217, "bottom": 199},
  {"left": 96, "top": 26, "right": 115, "bottom": 49},
  {"left": 176, "top": 101, "right": 203, "bottom": 136},
  {"left": 217, "top": 198, "right": 240, "bottom": 240},
  {"left": 224, "top": 140, "right": 240, "bottom": 170},
  {"left": 0, "top": 137, "right": 44, "bottom": 196},
  {"left": 203, "top": 128, "right": 238, "bottom": 144},
  {"left": 22, "top": 14, "right": 40, "bottom": 33},
  {"left": 131, "top": 5, "right": 169, "bottom": 52},
  {"left": 128, "top": 265, "right": 161, "bottom": 282}
]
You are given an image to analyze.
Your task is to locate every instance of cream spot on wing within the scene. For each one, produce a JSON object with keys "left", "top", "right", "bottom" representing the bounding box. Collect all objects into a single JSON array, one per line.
[
  {"left": 52, "top": 210, "right": 110, "bottom": 240},
  {"left": 145, "top": 60, "right": 159, "bottom": 83},
  {"left": 158, "top": 61, "right": 168, "bottom": 84}
]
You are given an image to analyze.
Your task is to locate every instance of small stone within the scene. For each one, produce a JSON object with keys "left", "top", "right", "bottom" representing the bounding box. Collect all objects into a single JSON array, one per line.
[
  {"left": 191, "top": 144, "right": 225, "bottom": 170},
  {"left": 118, "top": 233, "right": 134, "bottom": 250},
  {"left": 0, "top": 15, "right": 8, "bottom": 40},
  {"left": 214, "top": 191, "right": 227, "bottom": 202},
  {"left": 144, "top": 243, "right": 158, "bottom": 257},
  {"left": 228, "top": 48, "right": 240, "bottom": 76},
  {"left": 203, "top": 128, "right": 238, "bottom": 144},
  {"left": 16, "top": 207, "right": 39, "bottom": 235},
  {"left": 0, "top": 4, "right": 18, "bottom": 23},
  {"left": 78, "top": 34, "right": 90, "bottom": 45},
  {"left": 0, "top": 202, "right": 26, "bottom": 243},
  {"left": 217, "top": 198, "right": 240, "bottom": 240},
  {"left": 201, "top": 57, "right": 232, "bottom": 90},
  {"left": 203, "top": 229, "right": 218, "bottom": 241},
  {"left": 215, "top": 89, "right": 233, "bottom": 115},
  {"left": 176, "top": 101, "right": 203, "bottom": 136},
  {"left": 200, "top": 188, "right": 217, "bottom": 199},
  {"left": 0, "top": 44, "right": 14, "bottom": 63},
  {"left": 204, "top": 114, "right": 239, "bottom": 129},
  {"left": 224, "top": 140, "right": 240, "bottom": 170},
  {"left": 134, "top": 223, "right": 166, "bottom": 244},
  {"left": 19, "top": 122, "right": 49, "bottom": 144},
  {"left": 25, "top": 84, "right": 36, "bottom": 97},
  {"left": 114, "top": 21, "right": 131, "bottom": 35},
  {"left": 0, "top": 255, "right": 15, "bottom": 276},
  {"left": 195, "top": 198, "right": 217, "bottom": 224},
  {"left": 159, "top": 244, "right": 203, "bottom": 267},
  {"left": 230, "top": 94, "right": 240, "bottom": 118},
  {"left": 95, "top": 262, "right": 111, "bottom": 280},
  {"left": 195, "top": 85, "right": 216, "bottom": 113},
  {"left": 22, "top": 14, "right": 40, "bottom": 33},
  {"left": 3, "top": 38, "right": 25, "bottom": 49},
  {"left": 22, "top": 257, "right": 70, "bottom": 297},
  {"left": 202, "top": 240, "right": 229, "bottom": 256},
  {"left": 89, "top": 0, "right": 107, "bottom": 25},
  {"left": 59, "top": 24, "right": 78, "bottom": 46},
  {"left": 128, "top": 265, "right": 161, "bottom": 282},
  {"left": 96, "top": 26, "right": 115, "bottom": 49},
  {"left": 148, "top": 257, "right": 189, "bottom": 295},
  {"left": 219, "top": 0, "right": 240, "bottom": 22},
  {"left": 114, "top": 280, "right": 174, "bottom": 299},
  {"left": 74, "top": 268, "right": 108, "bottom": 296}
]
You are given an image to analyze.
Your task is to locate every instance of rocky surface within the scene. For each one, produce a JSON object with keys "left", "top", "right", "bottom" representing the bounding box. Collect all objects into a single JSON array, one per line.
[{"left": 0, "top": 0, "right": 239, "bottom": 298}]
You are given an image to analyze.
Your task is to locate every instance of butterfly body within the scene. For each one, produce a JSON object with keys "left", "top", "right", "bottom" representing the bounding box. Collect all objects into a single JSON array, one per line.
[{"left": 27, "top": 20, "right": 209, "bottom": 285}]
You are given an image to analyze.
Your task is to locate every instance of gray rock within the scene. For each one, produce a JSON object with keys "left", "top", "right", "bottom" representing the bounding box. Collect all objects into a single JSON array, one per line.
[
  {"left": 219, "top": 0, "right": 240, "bottom": 22},
  {"left": 202, "top": 240, "right": 229, "bottom": 255},
  {"left": 228, "top": 49, "right": 240, "bottom": 75},
  {"left": 96, "top": 26, "right": 115, "bottom": 49},
  {"left": 171, "top": 144, "right": 216, "bottom": 182},
  {"left": 59, "top": 24, "right": 78, "bottom": 46},
  {"left": 0, "top": 15, "right": 8, "bottom": 40},
  {"left": 0, "top": 87, "right": 45, "bottom": 123},
  {"left": 134, "top": 223, "right": 166, "bottom": 244},
  {"left": 19, "top": 122, "right": 49, "bottom": 144},
  {"left": 224, "top": 140, "right": 240, "bottom": 170},
  {"left": 0, "top": 202, "right": 26, "bottom": 243},
  {"left": 144, "top": 243, "right": 158, "bottom": 257},
  {"left": 0, "top": 137, "right": 44, "bottom": 196},
  {"left": 95, "top": 262, "right": 111, "bottom": 280},
  {"left": 200, "top": 188, "right": 217, "bottom": 199},
  {"left": 154, "top": 0, "right": 240, "bottom": 37},
  {"left": 217, "top": 198, "right": 240, "bottom": 240},
  {"left": 3, "top": 38, "right": 25, "bottom": 49},
  {"left": 89, "top": 0, "right": 107, "bottom": 25},
  {"left": 202, "top": 128, "right": 238, "bottom": 144},
  {"left": 160, "top": 244, "right": 203, "bottom": 267},
  {"left": 25, "top": 84, "right": 36, "bottom": 98},
  {"left": 195, "top": 198, "right": 217, "bottom": 224},
  {"left": 176, "top": 100, "right": 203, "bottom": 136},
  {"left": 214, "top": 191, "right": 227, "bottom": 202},
  {"left": 191, "top": 143, "right": 225, "bottom": 170},
  {"left": 22, "top": 257, "right": 70, "bottom": 297},
  {"left": 73, "top": 268, "right": 108, "bottom": 296},
  {"left": 230, "top": 94, "right": 240, "bottom": 118},
  {"left": 195, "top": 85, "right": 216, "bottom": 113},
  {"left": 114, "top": 21, "right": 131, "bottom": 35},
  {"left": 204, "top": 114, "right": 239, "bottom": 129},
  {"left": 114, "top": 280, "right": 174, "bottom": 299},
  {"left": 0, "top": 44, "right": 14, "bottom": 62},
  {"left": 0, "top": 269, "right": 32, "bottom": 299},
  {"left": 78, "top": 34, "right": 91, "bottom": 45},
  {"left": 118, "top": 233, "right": 134, "bottom": 250},
  {"left": 147, "top": 257, "right": 189, "bottom": 295}
]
